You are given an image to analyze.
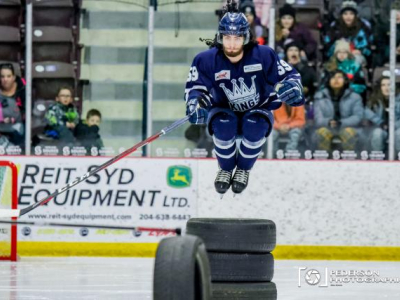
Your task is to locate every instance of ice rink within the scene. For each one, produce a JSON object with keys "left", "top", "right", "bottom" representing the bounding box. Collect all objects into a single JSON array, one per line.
[{"left": 0, "top": 257, "right": 399, "bottom": 299}]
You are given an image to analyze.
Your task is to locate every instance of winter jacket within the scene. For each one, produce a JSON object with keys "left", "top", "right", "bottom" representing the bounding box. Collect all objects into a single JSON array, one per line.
[
  {"left": 324, "top": 58, "right": 367, "bottom": 94},
  {"left": 276, "top": 22, "right": 318, "bottom": 60},
  {"left": 45, "top": 102, "right": 79, "bottom": 136},
  {"left": 324, "top": 19, "right": 373, "bottom": 59},
  {"left": 373, "top": 22, "right": 400, "bottom": 67},
  {"left": 365, "top": 96, "right": 400, "bottom": 129},
  {"left": 364, "top": 101, "right": 387, "bottom": 126},
  {"left": 314, "top": 88, "right": 364, "bottom": 128},
  {"left": 0, "top": 76, "right": 25, "bottom": 119},
  {"left": 273, "top": 103, "right": 305, "bottom": 129},
  {"left": 0, "top": 94, "right": 23, "bottom": 135},
  {"left": 74, "top": 121, "right": 104, "bottom": 150}
]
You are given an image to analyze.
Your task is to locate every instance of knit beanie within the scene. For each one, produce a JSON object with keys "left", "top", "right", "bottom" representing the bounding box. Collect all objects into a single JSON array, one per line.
[
  {"left": 284, "top": 39, "right": 302, "bottom": 53},
  {"left": 340, "top": 0, "right": 358, "bottom": 15},
  {"left": 279, "top": 4, "right": 296, "bottom": 19},
  {"left": 240, "top": 0, "right": 256, "bottom": 17},
  {"left": 334, "top": 39, "right": 351, "bottom": 54}
]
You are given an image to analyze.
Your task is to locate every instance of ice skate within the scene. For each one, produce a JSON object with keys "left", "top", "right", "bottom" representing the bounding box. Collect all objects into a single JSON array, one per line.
[
  {"left": 231, "top": 168, "right": 250, "bottom": 194},
  {"left": 214, "top": 169, "right": 233, "bottom": 195}
]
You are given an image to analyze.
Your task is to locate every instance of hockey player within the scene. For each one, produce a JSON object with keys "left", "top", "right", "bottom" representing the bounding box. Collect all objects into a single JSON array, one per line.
[{"left": 185, "top": 0, "right": 304, "bottom": 195}]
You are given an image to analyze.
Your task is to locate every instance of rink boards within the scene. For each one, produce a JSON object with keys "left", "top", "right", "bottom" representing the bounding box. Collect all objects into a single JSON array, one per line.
[{"left": 5, "top": 156, "right": 400, "bottom": 260}]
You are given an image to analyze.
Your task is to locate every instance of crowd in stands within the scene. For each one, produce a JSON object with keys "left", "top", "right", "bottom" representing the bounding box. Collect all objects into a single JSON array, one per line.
[
  {"left": 41, "top": 86, "right": 103, "bottom": 152},
  {"left": 0, "top": 67, "right": 104, "bottom": 154},
  {"left": 0, "top": 0, "right": 104, "bottom": 156},
  {"left": 242, "top": 0, "right": 400, "bottom": 157},
  {"left": 187, "top": 0, "right": 400, "bottom": 158}
]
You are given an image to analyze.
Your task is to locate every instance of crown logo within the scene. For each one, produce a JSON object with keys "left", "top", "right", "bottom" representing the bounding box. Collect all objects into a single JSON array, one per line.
[{"left": 219, "top": 75, "right": 258, "bottom": 103}]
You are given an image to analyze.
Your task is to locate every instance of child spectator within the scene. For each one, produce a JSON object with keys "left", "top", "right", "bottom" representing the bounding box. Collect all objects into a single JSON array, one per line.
[
  {"left": 275, "top": 4, "right": 317, "bottom": 61},
  {"left": 0, "top": 64, "right": 25, "bottom": 148},
  {"left": 324, "top": 1, "right": 373, "bottom": 66},
  {"left": 363, "top": 76, "right": 390, "bottom": 152},
  {"left": 240, "top": 0, "right": 267, "bottom": 45},
  {"left": 314, "top": 70, "right": 364, "bottom": 152},
  {"left": 74, "top": 109, "right": 104, "bottom": 152},
  {"left": 272, "top": 102, "right": 306, "bottom": 153},
  {"left": 323, "top": 39, "right": 367, "bottom": 95},
  {"left": 44, "top": 87, "right": 79, "bottom": 145}
]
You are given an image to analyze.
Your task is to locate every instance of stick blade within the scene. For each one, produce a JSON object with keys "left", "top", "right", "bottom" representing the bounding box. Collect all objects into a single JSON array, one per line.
[{"left": 0, "top": 209, "right": 20, "bottom": 219}]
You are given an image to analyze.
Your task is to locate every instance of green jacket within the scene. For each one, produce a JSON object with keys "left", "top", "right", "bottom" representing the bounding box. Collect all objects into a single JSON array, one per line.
[{"left": 45, "top": 102, "right": 79, "bottom": 132}]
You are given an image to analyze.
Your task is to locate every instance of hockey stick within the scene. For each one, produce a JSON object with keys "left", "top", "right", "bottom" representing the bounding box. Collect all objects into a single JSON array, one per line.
[
  {"left": 0, "top": 115, "right": 191, "bottom": 219},
  {"left": 0, "top": 220, "right": 181, "bottom": 235}
]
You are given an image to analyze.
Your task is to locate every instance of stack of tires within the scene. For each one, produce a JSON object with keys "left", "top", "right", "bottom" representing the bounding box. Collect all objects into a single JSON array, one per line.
[{"left": 187, "top": 218, "right": 277, "bottom": 300}]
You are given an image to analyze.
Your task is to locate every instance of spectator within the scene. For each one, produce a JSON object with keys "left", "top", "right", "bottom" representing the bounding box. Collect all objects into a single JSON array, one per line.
[
  {"left": 240, "top": 0, "right": 267, "bottom": 45},
  {"left": 0, "top": 64, "right": 25, "bottom": 118},
  {"left": 44, "top": 87, "right": 79, "bottom": 145},
  {"left": 272, "top": 102, "right": 306, "bottom": 153},
  {"left": 284, "top": 40, "right": 317, "bottom": 122},
  {"left": 284, "top": 40, "right": 317, "bottom": 101},
  {"left": 324, "top": 0, "right": 373, "bottom": 66},
  {"left": 275, "top": 4, "right": 317, "bottom": 61},
  {"left": 314, "top": 70, "right": 364, "bottom": 152},
  {"left": 363, "top": 76, "right": 389, "bottom": 152},
  {"left": 253, "top": 0, "right": 272, "bottom": 29},
  {"left": 323, "top": 39, "right": 367, "bottom": 95},
  {"left": 327, "top": 0, "right": 375, "bottom": 26},
  {"left": 0, "top": 64, "right": 25, "bottom": 149},
  {"left": 74, "top": 109, "right": 104, "bottom": 152},
  {"left": 373, "top": 11, "right": 400, "bottom": 67}
]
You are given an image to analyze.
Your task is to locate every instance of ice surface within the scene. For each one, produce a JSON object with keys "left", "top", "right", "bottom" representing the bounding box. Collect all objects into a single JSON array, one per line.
[{"left": 0, "top": 257, "right": 399, "bottom": 299}]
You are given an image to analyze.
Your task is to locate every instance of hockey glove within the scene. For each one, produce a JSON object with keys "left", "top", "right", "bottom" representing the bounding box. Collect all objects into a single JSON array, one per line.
[
  {"left": 186, "top": 95, "right": 212, "bottom": 124},
  {"left": 275, "top": 81, "right": 304, "bottom": 106}
]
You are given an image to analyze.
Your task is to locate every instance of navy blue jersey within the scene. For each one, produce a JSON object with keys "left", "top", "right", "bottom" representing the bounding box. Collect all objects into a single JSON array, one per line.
[{"left": 184, "top": 45, "right": 303, "bottom": 112}]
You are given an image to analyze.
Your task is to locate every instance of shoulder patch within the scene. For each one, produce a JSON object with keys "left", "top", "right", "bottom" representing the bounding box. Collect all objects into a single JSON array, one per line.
[{"left": 215, "top": 70, "right": 231, "bottom": 81}]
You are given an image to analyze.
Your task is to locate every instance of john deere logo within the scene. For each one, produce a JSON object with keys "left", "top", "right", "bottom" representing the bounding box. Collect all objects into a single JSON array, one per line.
[{"left": 167, "top": 166, "right": 192, "bottom": 188}]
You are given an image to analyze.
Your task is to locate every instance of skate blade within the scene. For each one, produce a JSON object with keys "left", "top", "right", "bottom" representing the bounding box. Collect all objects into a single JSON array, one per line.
[
  {"left": 219, "top": 193, "right": 225, "bottom": 200},
  {"left": 232, "top": 191, "right": 245, "bottom": 198}
]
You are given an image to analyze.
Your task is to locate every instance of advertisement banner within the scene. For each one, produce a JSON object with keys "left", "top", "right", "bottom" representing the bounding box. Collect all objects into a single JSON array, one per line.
[{"left": 8, "top": 157, "right": 197, "bottom": 255}]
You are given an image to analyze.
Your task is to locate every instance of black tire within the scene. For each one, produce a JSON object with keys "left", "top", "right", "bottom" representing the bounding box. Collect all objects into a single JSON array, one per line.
[
  {"left": 153, "top": 235, "right": 212, "bottom": 300},
  {"left": 186, "top": 218, "right": 276, "bottom": 253},
  {"left": 212, "top": 282, "right": 277, "bottom": 300},
  {"left": 208, "top": 252, "right": 274, "bottom": 282}
]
